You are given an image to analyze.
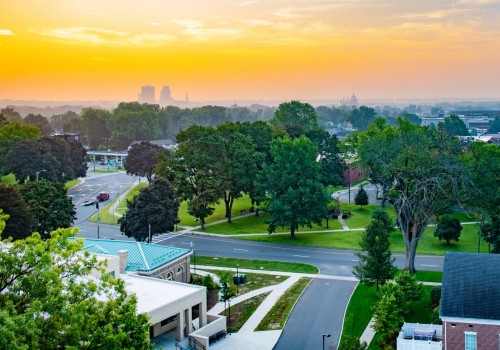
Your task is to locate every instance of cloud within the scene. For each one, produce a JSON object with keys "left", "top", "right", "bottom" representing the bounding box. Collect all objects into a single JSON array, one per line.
[
  {"left": 32, "top": 27, "right": 176, "bottom": 46},
  {"left": 242, "top": 19, "right": 274, "bottom": 27},
  {"left": 172, "top": 19, "right": 203, "bottom": 29},
  {"left": 238, "top": 0, "right": 259, "bottom": 6},
  {"left": 173, "top": 19, "right": 241, "bottom": 41},
  {"left": 401, "top": 8, "right": 475, "bottom": 19},
  {"left": 0, "top": 29, "right": 13, "bottom": 36}
]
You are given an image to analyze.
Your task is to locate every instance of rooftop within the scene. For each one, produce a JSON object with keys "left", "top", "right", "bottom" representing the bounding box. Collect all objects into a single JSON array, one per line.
[
  {"left": 72, "top": 238, "right": 191, "bottom": 273},
  {"left": 440, "top": 252, "right": 500, "bottom": 321}
]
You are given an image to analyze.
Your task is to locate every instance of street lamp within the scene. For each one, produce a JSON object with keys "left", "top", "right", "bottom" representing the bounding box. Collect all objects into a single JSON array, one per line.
[
  {"left": 96, "top": 201, "right": 100, "bottom": 239},
  {"left": 35, "top": 169, "right": 46, "bottom": 181},
  {"left": 322, "top": 334, "right": 331, "bottom": 350},
  {"left": 228, "top": 299, "right": 231, "bottom": 335},
  {"left": 148, "top": 223, "right": 152, "bottom": 243},
  {"left": 236, "top": 264, "right": 240, "bottom": 295}
]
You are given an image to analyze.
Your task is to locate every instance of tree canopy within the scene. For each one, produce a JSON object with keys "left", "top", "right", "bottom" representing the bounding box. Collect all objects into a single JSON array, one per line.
[
  {"left": 354, "top": 186, "right": 369, "bottom": 209},
  {"left": 0, "top": 122, "right": 40, "bottom": 176},
  {"left": 269, "top": 101, "right": 320, "bottom": 138},
  {"left": 119, "top": 178, "right": 179, "bottom": 241},
  {"left": 438, "top": 114, "right": 469, "bottom": 136},
  {"left": 358, "top": 118, "right": 469, "bottom": 273},
  {"left": 0, "top": 228, "right": 152, "bottom": 349},
  {"left": 434, "top": 214, "right": 462, "bottom": 245},
  {"left": 24, "top": 113, "right": 53, "bottom": 136},
  {"left": 258, "top": 136, "right": 329, "bottom": 238},
  {"left": 0, "top": 185, "right": 35, "bottom": 240},
  {"left": 20, "top": 180, "right": 76, "bottom": 239},
  {"left": 124, "top": 141, "right": 169, "bottom": 183}
]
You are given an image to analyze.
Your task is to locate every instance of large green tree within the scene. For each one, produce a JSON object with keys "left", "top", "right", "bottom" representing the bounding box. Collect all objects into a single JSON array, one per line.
[
  {"left": 433, "top": 214, "right": 462, "bottom": 245},
  {"left": 119, "top": 178, "right": 179, "bottom": 241},
  {"left": 0, "top": 185, "right": 35, "bottom": 240},
  {"left": 438, "top": 114, "right": 468, "bottom": 136},
  {"left": 125, "top": 141, "right": 169, "bottom": 183},
  {"left": 160, "top": 125, "right": 224, "bottom": 229},
  {"left": 353, "top": 211, "right": 396, "bottom": 290},
  {"left": 348, "top": 106, "right": 377, "bottom": 131},
  {"left": 217, "top": 122, "right": 263, "bottom": 223},
  {"left": 0, "top": 122, "right": 40, "bottom": 175},
  {"left": 81, "top": 107, "right": 112, "bottom": 150},
  {"left": 358, "top": 118, "right": 469, "bottom": 273},
  {"left": 258, "top": 136, "right": 329, "bottom": 238},
  {"left": 0, "top": 228, "right": 152, "bottom": 349},
  {"left": 24, "top": 113, "right": 53, "bottom": 136},
  {"left": 270, "top": 101, "right": 320, "bottom": 138},
  {"left": 20, "top": 180, "right": 76, "bottom": 239},
  {"left": 0, "top": 107, "right": 22, "bottom": 123}
]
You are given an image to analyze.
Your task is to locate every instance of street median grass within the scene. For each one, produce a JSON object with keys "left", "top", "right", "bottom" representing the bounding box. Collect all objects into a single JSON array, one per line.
[
  {"left": 220, "top": 292, "right": 270, "bottom": 333},
  {"left": 115, "top": 182, "right": 148, "bottom": 215},
  {"left": 255, "top": 277, "right": 312, "bottom": 331},
  {"left": 202, "top": 269, "right": 289, "bottom": 295},
  {"left": 193, "top": 256, "right": 318, "bottom": 274}
]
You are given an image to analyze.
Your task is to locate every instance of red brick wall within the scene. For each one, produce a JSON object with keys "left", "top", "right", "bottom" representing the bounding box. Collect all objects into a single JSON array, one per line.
[
  {"left": 444, "top": 321, "right": 500, "bottom": 350},
  {"left": 343, "top": 164, "right": 365, "bottom": 186}
]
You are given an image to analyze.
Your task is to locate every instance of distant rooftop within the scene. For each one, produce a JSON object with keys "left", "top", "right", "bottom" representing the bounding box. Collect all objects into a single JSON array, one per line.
[
  {"left": 71, "top": 238, "right": 191, "bottom": 273},
  {"left": 441, "top": 252, "right": 500, "bottom": 321}
]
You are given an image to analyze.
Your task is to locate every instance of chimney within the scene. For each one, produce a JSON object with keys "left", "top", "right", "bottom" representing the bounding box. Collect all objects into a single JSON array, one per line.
[{"left": 118, "top": 250, "right": 128, "bottom": 273}]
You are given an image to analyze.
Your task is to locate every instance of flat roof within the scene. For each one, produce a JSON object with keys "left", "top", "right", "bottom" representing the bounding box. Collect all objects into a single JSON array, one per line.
[{"left": 121, "top": 274, "right": 204, "bottom": 315}]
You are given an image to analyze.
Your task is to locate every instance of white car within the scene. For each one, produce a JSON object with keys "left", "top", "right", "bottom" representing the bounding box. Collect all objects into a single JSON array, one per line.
[{"left": 83, "top": 199, "right": 96, "bottom": 206}]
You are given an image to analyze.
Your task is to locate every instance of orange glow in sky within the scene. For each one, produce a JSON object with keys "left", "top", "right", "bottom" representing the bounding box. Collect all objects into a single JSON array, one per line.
[{"left": 1, "top": 0, "right": 500, "bottom": 101}]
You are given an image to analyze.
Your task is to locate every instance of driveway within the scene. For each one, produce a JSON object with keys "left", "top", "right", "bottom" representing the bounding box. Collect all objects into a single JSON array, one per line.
[{"left": 274, "top": 278, "right": 358, "bottom": 350}]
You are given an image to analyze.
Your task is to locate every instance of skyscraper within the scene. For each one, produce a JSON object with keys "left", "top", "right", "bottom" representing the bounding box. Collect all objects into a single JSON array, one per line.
[
  {"left": 138, "top": 85, "right": 155, "bottom": 104},
  {"left": 159, "top": 86, "right": 173, "bottom": 106}
]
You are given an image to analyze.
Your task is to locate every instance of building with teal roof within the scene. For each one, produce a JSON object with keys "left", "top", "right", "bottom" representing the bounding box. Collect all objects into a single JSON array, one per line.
[{"left": 73, "top": 238, "right": 192, "bottom": 283}]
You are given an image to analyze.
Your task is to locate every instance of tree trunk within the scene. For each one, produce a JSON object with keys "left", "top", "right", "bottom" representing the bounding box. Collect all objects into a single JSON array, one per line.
[
  {"left": 290, "top": 226, "right": 295, "bottom": 239},
  {"left": 200, "top": 217, "right": 205, "bottom": 230},
  {"left": 224, "top": 192, "right": 230, "bottom": 218}
]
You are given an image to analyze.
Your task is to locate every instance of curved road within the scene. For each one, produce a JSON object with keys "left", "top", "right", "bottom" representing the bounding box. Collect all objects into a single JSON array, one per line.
[{"left": 71, "top": 172, "right": 444, "bottom": 349}]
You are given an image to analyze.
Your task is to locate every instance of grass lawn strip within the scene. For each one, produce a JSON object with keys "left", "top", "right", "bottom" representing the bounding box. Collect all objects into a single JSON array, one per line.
[
  {"left": 219, "top": 292, "right": 270, "bottom": 333},
  {"left": 192, "top": 256, "right": 319, "bottom": 274},
  {"left": 202, "top": 269, "right": 289, "bottom": 295},
  {"left": 115, "top": 182, "right": 148, "bottom": 215},
  {"left": 255, "top": 277, "right": 312, "bottom": 331}
]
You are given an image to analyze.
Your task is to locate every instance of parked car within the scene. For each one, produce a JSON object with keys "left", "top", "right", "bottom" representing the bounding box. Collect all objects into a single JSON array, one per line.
[
  {"left": 83, "top": 199, "right": 96, "bottom": 206},
  {"left": 96, "top": 192, "right": 110, "bottom": 201}
]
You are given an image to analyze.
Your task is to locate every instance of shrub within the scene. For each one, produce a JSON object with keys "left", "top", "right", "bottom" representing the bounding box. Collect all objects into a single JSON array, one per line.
[{"left": 431, "top": 286, "right": 441, "bottom": 305}]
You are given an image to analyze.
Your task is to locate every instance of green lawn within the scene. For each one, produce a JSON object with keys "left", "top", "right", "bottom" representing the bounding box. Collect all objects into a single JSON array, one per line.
[
  {"left": 201, "top": 211, "right": 343, "bottom": 234},
  {"left": 413, "top": 271, "right": 443, "bottom": 283},
  {"left": 0, "top": 173, "right": 17, "bottom": 185},
  {"left": 338, "top": 283, "right": 378, "bottom": 349},
  {"left": 204, "top": 270, "right": 289, "bottom": 296},
  {"left": 115, "top": 183, "right": 148, "bottom": 215},
  {"left": 339, "top": 203, "right": 397, "bottom": 229},
  {"left": 235, "top": 221, "right": 487, "bottom": 256},
  {"left": 178, "top": 195, "right": 254, "bottom": 227},
  {"left": 255, "top": 278, "right": 312, "bottom": 331},
  {"left": 64, "top": 179, "right": 81, "bottom": 189},
  {"left": 193, "top": 256, "right": 318, "bottom": 274}
]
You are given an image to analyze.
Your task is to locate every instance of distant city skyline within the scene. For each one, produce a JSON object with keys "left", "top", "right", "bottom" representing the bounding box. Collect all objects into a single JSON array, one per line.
[{"left": 1, "top": 1, "right": 500, "bottom": 101}]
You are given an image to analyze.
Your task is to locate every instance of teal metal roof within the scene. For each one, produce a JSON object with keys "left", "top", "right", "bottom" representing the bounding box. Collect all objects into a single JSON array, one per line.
[{"left": 71, "top": 238, "right": 191, "bottom": 273}]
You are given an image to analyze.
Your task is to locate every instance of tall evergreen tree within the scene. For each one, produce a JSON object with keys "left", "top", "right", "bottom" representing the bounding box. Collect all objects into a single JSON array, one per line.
[
  {"left": 354, "top": 186, "right": 369, "bottom": 209},
  {"left": 353, "top": 212, "right": 396, "bottom": 290}
]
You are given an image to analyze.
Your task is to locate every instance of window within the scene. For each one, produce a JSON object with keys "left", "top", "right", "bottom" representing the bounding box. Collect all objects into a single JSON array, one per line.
[
  {"left": 177, "top": 267, "right": 183, "bottom": 275},
  {"left": 166, "top": 272, "right": 173, "bottom": 281},
  {"left": 465, "top": 332, "right": 477, "bottom": 350}
]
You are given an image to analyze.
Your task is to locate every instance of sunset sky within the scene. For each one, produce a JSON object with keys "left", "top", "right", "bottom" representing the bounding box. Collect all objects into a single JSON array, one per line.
[{"left": 1, "top": 0, "right": 500, "bottom": 102}]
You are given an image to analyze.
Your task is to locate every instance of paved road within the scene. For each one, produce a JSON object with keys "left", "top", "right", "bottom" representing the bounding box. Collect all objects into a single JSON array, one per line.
[{"left": 274, "top": 279, "right": 358, "bottom": 350}]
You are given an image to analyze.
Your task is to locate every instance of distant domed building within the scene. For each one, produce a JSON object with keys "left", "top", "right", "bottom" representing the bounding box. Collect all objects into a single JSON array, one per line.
[{"left": 340, "top": 93, "right": 359, "bottom": 107}]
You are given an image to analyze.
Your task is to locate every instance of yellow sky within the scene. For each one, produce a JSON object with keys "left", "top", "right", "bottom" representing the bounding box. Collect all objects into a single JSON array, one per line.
[{"left": 1, "top": 0, "right": 500, "bottom": 101}]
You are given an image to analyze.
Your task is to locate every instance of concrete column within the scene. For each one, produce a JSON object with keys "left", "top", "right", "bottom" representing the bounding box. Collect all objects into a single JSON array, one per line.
[
  {"left": 185, "top": 307, "right": 192, "bottom": 334},
  {"left": 198, "top": 301, "right": 207, "bottom": 328},
  {"left": 176, "top": 311, "right": 185, "bottom": 341},
  {"left": 117, "top": 250, "right": 128, "bottom": 273}
]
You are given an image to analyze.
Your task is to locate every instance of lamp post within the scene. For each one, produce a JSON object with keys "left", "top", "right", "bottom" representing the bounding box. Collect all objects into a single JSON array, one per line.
[
  {"left": 228, "top": 299, "right": 231, "bottom": 335},
  {"left": 96, "top": 202, "right": 100, "bottom": 239},
  {"left": 35, "top": 169, "right": 46, "bottom": 181},
  {"left": 236, "top": 264, "right": 240, "bottom": 295},
  {"left": 322, "top": 334, "right": 331, "bottom": 350},
  {"left": 148, "top": 223, "right": 151, "bottom": 243}
]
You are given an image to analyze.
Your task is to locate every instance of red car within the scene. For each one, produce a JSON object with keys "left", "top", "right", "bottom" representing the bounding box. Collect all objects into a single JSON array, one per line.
[{"left": 96, "top": 192, "right": 110, "bottom": 201}]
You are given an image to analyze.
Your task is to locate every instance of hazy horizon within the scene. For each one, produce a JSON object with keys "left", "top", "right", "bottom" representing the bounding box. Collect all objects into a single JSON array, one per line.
[{"left": 1, "top": 1, "right": 500, "bottom": 102}]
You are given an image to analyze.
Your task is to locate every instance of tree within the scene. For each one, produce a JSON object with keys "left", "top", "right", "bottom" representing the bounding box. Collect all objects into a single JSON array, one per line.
[
  {"left": 353, "top": 213, "right": 396, "bottom": 290},
  {"left": 216, "top": 122, "right": 263, "bottom": 223},
  {"left": 80, "top": 107, "right": 112, "bottom": 150},
  {"left": 394, "top": 271, "right": 424, "bottom": 302},
  {"left": 371, "top": 208, "right": 395, "bottom": 232},
  {"left": 270, "top": 101, "right": 320, "bottom": 138},
  {"left": 20, "top": 180, "right": 76, "bottom": 239},
  {"left": 433, "top": 214, "right": 463, "bottom": 245},
  {"left": 23, "top": 113, "right": 53, "bottom": 136},
  {"left": 342, "top": 337, "right": 368, "bottom": 350},
  {"left": 354, "top": 186, "right": 369, "bottom": 209},
  {"left": 349, "top": 106, "right": 377, "bottom": 131},
  {"left": 358, "top": 118, "right": 469, "bottom": 273},
  {"left": 159, "top": 125, "right": 224, "bottom": 229},
  {"left": 438, "top": 114, "right": 468, "bottom": 136},
  {"left": 488, "top": 117, "right": 500, "bottom": 133},
  {"left": 125, "top": 141, "right": 169, "bottom": 183},
  {"left": 0, "top": 229, "right": 152, "bottom": 349},
  {"left": 372, "top": 284, "right": 405, "bottom": 348},
  {"left": 306, "top": 128, "right": 345, "bottom": 187},
  {"left": 0, "top": 185, "right": 35, "bottom": 240},
  {"left": 50, "top": 110, "right": 80, "bottom": 132},
  {"left": 119, "top": 178, "right": 179, "bottom": 241},
  {"left": 397, "top": 111, "right": 422, "bottom": 126},
  {"left": 0, "top": 107, "right": 22, "bottom": 123},
  {"left": 479, "top": 215, "right": 500, "bottom": 253},
  {"left": 0, "top": 122, "right": 40, "bottom": 175},
  {"left": 258, "top": 136, "right": 329, "bottom": 238}
]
